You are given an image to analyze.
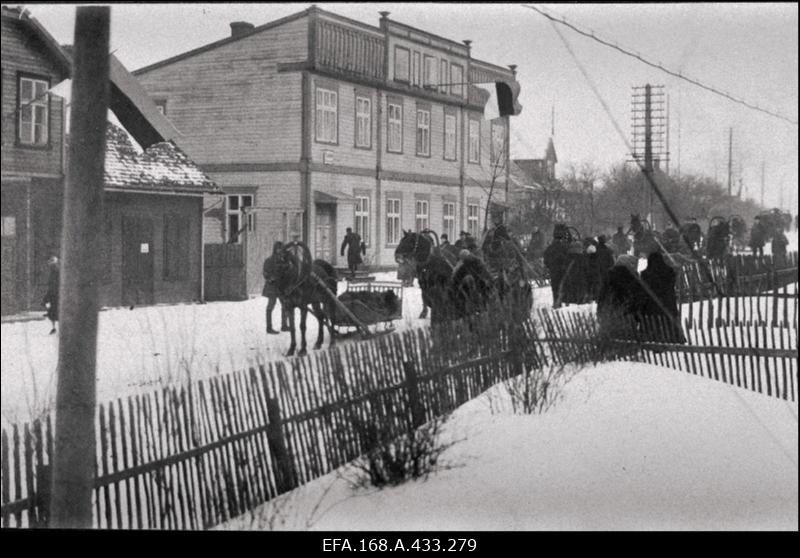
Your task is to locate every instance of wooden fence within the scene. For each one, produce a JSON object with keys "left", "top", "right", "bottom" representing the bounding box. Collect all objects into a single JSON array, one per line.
[
  {"left": 3, "top": 283, "right": 797, "bottom": 530},
  {"left": 1, "top": 314, "right": 539, "bottom": 529}
]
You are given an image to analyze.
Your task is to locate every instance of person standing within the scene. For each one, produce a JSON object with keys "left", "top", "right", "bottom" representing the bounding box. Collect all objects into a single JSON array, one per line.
[
  {"left": 611, "top": 226, "right": 631, "bottom": 256},
  {"left": 596, "top": 254, "right": 645, "bottom": 341},
  {"left": 527, "top": 226, "right": 546, "bottom": 261},
  {"left": 543, "top": 236, "right": 569, "bottom": 309},
  {"left": 749, "top": 216, "right": 767, "bottom": 258},
  {"left": 262, "top": 241, "right": 290, "bottom": 334},
  {"left": 340, "top": 227, "right": 365, "bottom": 278},
  {"left": 640, "top": 251, "right": 685, "bottom": 343},
  {"left": 43, "top": 256, "right": 60, "bottom": 335},
  {"left": 771, "top": 229, "right": 789, "bottom": 266}
]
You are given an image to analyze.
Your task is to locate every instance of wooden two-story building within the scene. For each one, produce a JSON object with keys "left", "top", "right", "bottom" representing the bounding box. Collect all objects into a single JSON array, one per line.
[
  {"left": 1, "top": 6, "right": 219, "bottom": 315},
  {"left": 134, "top": 6, "right": 521, "bottom": 294},
  {"left": 1, "top": 5, "right": 70, "bottom": 314}
]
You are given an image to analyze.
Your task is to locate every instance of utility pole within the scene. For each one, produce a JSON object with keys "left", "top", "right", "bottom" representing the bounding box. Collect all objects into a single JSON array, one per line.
[
  {"left": 727, "top": 127, "right": 733, "bottom": 197},
  {"left": 631, "top": 84, "right": 665, "bottom": 228},
  {"left": 50, "top": 6, "right": 110, "bottom": 529},
  {"left": 760, "top": 161, "right": 765, "bottom": 207},
  {"left": 644, "top": 84, "right": 654, "bottom": 225},
  {"left": 665, "top": 93, "right": 670, "bottom": 176}
]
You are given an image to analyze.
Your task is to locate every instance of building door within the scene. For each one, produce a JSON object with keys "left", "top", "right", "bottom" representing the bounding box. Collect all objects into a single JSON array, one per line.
[
  {"left": 315, "top": 204, "right": 336, "bottom": 263},
  {"left": 122, "top": 216, "right": 154, "bottom": 306}
]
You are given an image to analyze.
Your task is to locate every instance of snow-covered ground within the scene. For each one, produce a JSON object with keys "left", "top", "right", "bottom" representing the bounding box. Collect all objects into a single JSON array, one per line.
[{"left": 219, "top": 362, "right": 798, "bottom": 531}]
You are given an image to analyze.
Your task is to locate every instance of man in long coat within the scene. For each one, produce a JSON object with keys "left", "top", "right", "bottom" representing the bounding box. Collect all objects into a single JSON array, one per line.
[
  {"left": 43, "top": 256, "right": 59, "bottom": 334},
  {"left": 340, "top": 227, "right": 365, "bottom": 277},
  {"left": 611, "top": 226, "right": 631, "bottom": 256},
  {"left": 640, "top": 251, "right": 685, "bottom": 343},
  {"left": 543, "top": 237, "right": 569, "bottom": 309}
]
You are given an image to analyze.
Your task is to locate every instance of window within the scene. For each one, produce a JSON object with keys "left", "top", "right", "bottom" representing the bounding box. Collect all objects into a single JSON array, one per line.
[
  {"left": 315, "top": 87, "right": 338, "bottom": 143},
  {"left": 386, "top": 198, "right": 401, "bottom": 245},
  {"left": 468, "top": 119, "right": 480, "bottom": 163},
  {"left": 155, "top": 100, "right": 167, "bottom": 115},
  {"left": 1, "top": 216, "right": 15, "bottom": 238},
  {"left": 18, "top": 76, "right": 49, "bottom": 145},
  {"left": 423, "top": 55, "right": 437, "bottom": 89},
  {"left": 355, "top": 95, "right": 371, "bottom": 148},
  {"left": 387, "top": 101, "right": 403, "bottom": 153},
  {"left": 442, "top": 202, "right": 455, "bottom": 240},
  {"left": 226, "top": 194, "right": 253, "bottom": 243},
  {"left": 394, "top": 46, "right": 410, "bottom": 83},
  {"left": 355, "top": 195, "right": 370, "bottom": 245},
  {"left": 163, "top": 214, "right": 190, "bottom": 281},
  {"left": 439, "top": 60, "right": 448, "bottom": 93},
  {"left": 491, "top": 121, "right": 506, "bottom": 166},
  {"left": 282, "top": 211, "right": 304, "bottom": 241},
  {"left": 450, "top": 64, "right": 463, "bottom": 97},
  {"left": 415, "top": 199, "right": 429, "bottom": 232},
  {"left": 416, "top": 108, "right": 430, "bottom": 156},
  {"left": 467, "top": 203, "right": 480, "bottom": 237},
  {"left": 412, "top": 51, "right": 421, "bottom": 87},
  {"left": 444, "top": 113, "right": 457, "bottom": 160}
]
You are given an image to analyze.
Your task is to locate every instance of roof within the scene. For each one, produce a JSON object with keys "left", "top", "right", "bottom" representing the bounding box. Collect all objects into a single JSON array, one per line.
[
  {"left": 104, "top": 123, "right": 219, "bottom": 195},
  {"left": 2, "top": 5, "right": 72, "bottom": 77}
]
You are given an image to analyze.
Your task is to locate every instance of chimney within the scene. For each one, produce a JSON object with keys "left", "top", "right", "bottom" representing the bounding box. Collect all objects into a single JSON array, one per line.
[{"left": 230, "top": 21, "right": 255, "bottom": 38}]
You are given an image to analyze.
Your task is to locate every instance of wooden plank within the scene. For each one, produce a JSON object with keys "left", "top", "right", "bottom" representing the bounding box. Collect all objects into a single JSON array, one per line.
[
  {"left": 125, "top": 397, "right": 143, "bottom": 530},
  {"left": 98, "top": 405, "right": 112, "bottom": 529},
  {"left": 107, "top": 403, "right": 123, "bottom": 528},
  {"left": 23, "top": 423, "right": 36, "bottom": 527}
]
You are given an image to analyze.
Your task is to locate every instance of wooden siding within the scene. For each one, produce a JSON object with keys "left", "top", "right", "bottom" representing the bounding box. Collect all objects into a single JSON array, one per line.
[
  {"left": 1, "top": 16, "right": 67, "bottom": 177},
  {"left": 135, "top": 16, "right": 309, "bottom": 166}
]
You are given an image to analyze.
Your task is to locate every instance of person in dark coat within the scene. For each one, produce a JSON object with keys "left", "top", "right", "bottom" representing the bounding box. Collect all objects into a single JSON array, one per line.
[
  {"left": 596, "top": 255, "right": 645, "bottom": 341},
  {"left": 543, "top": 237, "right": 569, "bottom": 309},
  {"left": 747, "top": 216, "right": 766, "bottom": 258},
  {"left": 262, "top": 241, "right": 290, "bottom": 334},
  {"left": 42, "top": 256, "right": 59, "bottom": 335},
  {"left": 340, "top": 227, "right": 365, "bottom": 277},
  {"left": 562, "top": 240, "right": 588, "bottom": 304},
  {"left": 771, "top": 230, "right": 789, "bottom": 266},
  {"left": 611, "top": 226, "right": 631, "bottom": 256},
  {"left": 595, "top": 235, "right": 616, "bottom": 276},
  {"left": 454, "top": 230, "right": 468, "bottom": 250},
  {"left": 640, "top": 251, "right": 685, "bottom": 343},
  {"left": 584, "top": 244, "right": 603, "bottom": 302},
  {"left": 527, "top": 226, "right": 546, "bottom": 261}
]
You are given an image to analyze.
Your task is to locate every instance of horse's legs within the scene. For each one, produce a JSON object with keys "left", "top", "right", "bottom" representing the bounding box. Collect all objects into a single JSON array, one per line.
[
  {"left": 286, "top": 305, "right": 296, "bottom": 356},
  {"left": 312, "top": 301, "right": 325, "bottom": 350},
  {"left": 298, "top": 306, "right": 308, "bottom": 356}
]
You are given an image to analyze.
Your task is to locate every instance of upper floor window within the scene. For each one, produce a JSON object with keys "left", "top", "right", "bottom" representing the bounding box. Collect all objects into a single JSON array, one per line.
[
  {"left": 450, "top": 64, "right": 464, "bottom": 97},
  {"left": 315, "top": 87, "right": 338, "bottom": 144},
  {"left": 439, "top": 60, "right": 448, "bottom": 93},
  {"left": 444, "top": 114, "right": 457, "bottom": 161},
  {"left": 18, "top": 76, "right": 49, "bottom": 146},
  {"left": 468, "top": 119, "right": 480, "bottom": 163},
  {"left": 412, "top": 51, "right": 421, "bottom": 87},
  {"left": 355, "top": 96, "right": 371, "bottom": 148},
  {"left": 491, "top": 121, "right": 506, "bottom": 166},
  {"left": 226, "top": 194, "right": 253, "bottom": 243},
  {"left": 394, "top": 46, "right": 410, "bottom": 83},
  {"left": 423, "top": 55, "right": 437, "bottom": 90},
  {"left": 387, "top": 101, "right": 403, "bottom": 153},
  {"left": 416, "top": 109, "right": 430, "bottom": 157}
]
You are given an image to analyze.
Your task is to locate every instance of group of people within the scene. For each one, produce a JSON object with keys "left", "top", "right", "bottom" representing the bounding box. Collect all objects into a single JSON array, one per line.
[
  {"left": 749, "top": 215, "right": 789, "bottom": 261},
  {"left": 542, "top": 233, "right": 616, "bottom": 308}
]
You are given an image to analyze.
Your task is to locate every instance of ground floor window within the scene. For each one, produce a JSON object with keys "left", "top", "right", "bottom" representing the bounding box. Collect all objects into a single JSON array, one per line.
[
  {"left": 442, "top": 201, "right": 456, "bottom": 241},
  {"left": 415, "top": 199, "right": 429, "bottom": 232},
  {"left": 355, "top": 195, "right": 370, "bottom": 245},
  {"left": 386, "top": 198, "right": 401, "bottom": 245},
  {"left": 226, "top": 194, "right": 253, "bottom": 243},
  {"left": 467, "top": 203, "right": 480, "bottom": 237}
]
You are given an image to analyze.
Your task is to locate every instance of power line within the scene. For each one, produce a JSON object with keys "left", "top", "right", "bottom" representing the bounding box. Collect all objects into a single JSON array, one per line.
[{"left": 523, "top": 4, "right": 799, "bottom": 126}]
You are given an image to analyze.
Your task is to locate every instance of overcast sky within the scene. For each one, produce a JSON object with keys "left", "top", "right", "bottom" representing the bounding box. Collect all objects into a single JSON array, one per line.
[{"left": 25, "top": 2, "right": 799, "bottom": 211}]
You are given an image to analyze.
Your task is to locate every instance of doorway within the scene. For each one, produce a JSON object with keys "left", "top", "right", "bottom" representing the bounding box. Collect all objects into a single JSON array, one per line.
[
  {"left": 121, "top": 215, "right": 154, "bottom": 306},
  {"left": 315, "top": 204, "right": 336, "bottom": 263}
]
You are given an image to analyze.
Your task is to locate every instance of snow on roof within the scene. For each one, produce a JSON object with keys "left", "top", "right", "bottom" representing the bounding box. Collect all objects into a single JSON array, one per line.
[{"left": 104, "top": 122, "right": 219, "bottom": 195}]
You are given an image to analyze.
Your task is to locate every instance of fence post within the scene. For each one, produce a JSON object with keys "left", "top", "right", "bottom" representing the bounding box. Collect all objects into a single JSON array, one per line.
[
  {"left": 265, "top": 397, "right": 297, "bottom": 494},
  {"left": 403, "top": 361, "right": 426, "bottom": 430},
  {"left": 35, "top": 464, "right": 51, "bottom": 528}
]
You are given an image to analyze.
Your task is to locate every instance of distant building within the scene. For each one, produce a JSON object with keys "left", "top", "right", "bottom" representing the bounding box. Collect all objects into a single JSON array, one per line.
[
  {"left": 1, "top": 6, "right": 219, "bottom": 314},
  {"left": 134, "top": 6, "right": 522, "bottom": 293}
]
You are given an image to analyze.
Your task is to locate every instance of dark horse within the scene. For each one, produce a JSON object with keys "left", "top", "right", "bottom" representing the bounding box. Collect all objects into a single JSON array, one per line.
[
  {"left": 480, "top": 226, "right": 533, "bottom": 322},
  {"left": 263, "top": 241, "right": 338, "bottom": 356},
  {"left": 628, "top": 214, "right": 661, "bottom": 257},
  {"left": 396, "top": 229, "right": 460, "bottom": 319},
  {"left": 395, "top": 230, "right": 496, "bottom": 323}
]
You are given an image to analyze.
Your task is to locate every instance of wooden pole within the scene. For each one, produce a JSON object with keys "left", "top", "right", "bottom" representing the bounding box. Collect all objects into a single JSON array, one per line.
[{"left": 50, "top": 6, "right": 110, "bottom": 529}]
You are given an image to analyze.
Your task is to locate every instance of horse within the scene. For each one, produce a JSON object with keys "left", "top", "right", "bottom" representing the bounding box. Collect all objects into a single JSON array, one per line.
[
  {"left": 263, "top": 241, "right": 338, "bottom": 356},
  {"left": 395, "top": 230, "right": 497, "bottom": 323},
  {"left": 627, "top": 214, "right": 661, "bottom": 257},
  {"left": 396, "top": 229, "right": 459, "bottom": 319},
  {"left": 480, "top": 225, "right": 533, "bottom": 322}
]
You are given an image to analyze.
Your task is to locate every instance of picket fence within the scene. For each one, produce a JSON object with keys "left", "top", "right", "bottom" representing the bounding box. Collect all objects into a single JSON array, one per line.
[{"left": 2, "top": 273, "right": 797, "bottom": 530}]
